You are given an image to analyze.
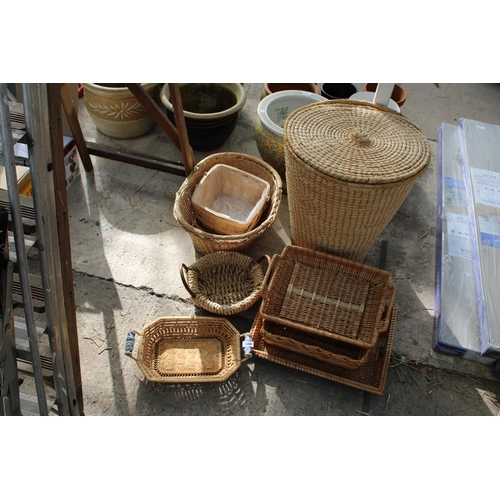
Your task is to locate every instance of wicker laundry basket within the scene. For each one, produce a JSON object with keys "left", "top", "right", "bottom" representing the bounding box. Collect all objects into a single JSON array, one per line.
[
  {"left": 284, "top": 99, "right": 431, "bottom": 262},
  {"left": 174, "top": 152, "right": 282, "bottom": 255},
  {"left": 180, "top": 252, "right": 270, "bottom": 315}
]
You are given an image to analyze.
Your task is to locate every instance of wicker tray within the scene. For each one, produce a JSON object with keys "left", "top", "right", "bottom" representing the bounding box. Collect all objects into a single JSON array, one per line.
[
  {"left": 260, "top": 245, "right": 396, "bottom": 348},
  {"left": 252, "top": 305, "right": 397, "bottom": 396},
  {"left": 180, "top": 252, "right": 270, "bottom": 315},
  {"left": 124, "top": 316, "right": 251, "bottom": 383},
  {"left": 261, "top": 319, "right": 371, "bottom": 370},
  {"left": 174, "top": 152, "right": 282, "bottom": 255}
]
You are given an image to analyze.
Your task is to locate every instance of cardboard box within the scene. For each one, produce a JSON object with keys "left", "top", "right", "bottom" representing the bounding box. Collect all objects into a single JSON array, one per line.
[
  {"left": 0, "top": 164, "right": 32, "bottom": 196},
  {"left": 13, "top": 135, "right": 80, "bottom": 192},
  {"left": 63, "top": 136, "right": 80, "bottom": 190}
]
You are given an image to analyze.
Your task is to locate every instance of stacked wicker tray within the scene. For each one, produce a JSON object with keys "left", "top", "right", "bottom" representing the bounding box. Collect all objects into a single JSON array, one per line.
[{"left": 253, "top": 245, "right": 397, "bottom": 395}]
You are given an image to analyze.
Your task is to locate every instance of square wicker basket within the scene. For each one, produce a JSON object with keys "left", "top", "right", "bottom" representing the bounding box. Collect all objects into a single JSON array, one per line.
[
  {"left": 125, "top": 316, "right": 248, "bottom": 383},
  {"left": 260, "top": 245, "right": 396, "bottom": 348},
  {"left": 192, "top": 163, "right": 271, "bottom": 235}
]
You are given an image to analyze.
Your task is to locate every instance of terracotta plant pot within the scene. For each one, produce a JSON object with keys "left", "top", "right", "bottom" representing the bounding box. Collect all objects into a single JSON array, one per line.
[
  {"left": 82, "top": 83, "right": 160, "bottom": 139},
  {"left": 364, "top": 83, "right": 407, "bottom": 107},
  {"left": 260, "top": 83, "right": 320, "bottom": 100},
  {"left": 254, "top": 90, "right": 326, "bottom": 184},
  {"left": 320, "top": 83, "right": 358, "bottom": 100},
  {"left": 160, "top": 83, "right": 246, "bottom": 151}
]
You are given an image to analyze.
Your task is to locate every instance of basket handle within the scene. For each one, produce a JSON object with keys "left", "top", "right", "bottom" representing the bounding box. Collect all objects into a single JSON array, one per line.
[
  {"left": 179, "top": 263, "right": 196, "bottom": 298},
  {"left": 376, "top": 285, "right": 397, "bottom": 333},
  {"left": 259, "top": 254, "right": 281, "bottom": 299},
  {"left": 124, "top": 330, "right": 141, "bottom": 360},
  {"left": 240, "top": 333, "right": 254, "bottom": 360},
  {"left": 257, "top": 254, "right": 271, "bottom": 274}
]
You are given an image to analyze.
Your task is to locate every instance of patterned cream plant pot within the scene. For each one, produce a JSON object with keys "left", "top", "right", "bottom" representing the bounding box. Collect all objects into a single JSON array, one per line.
[
  {"left": 255, "top": 90, "right": 326, "bottom": 184},
  {"left": 82, "top": 83, "right": 160, "bottom": 139}
]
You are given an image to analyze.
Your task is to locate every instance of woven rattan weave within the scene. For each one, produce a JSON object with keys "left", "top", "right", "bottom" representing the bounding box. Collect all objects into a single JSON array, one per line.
[
  {"left": 261, "top": 319, "right": 371, "bottom": 370},
  {"left": 260, "top": 246, "right": 395, "bottom": 348},
  {"left": 174, "top": 152, "right": 282, "bottom": 255},
  {"left": 180, "top": 252, "right": 269, "bottom": 315},
  {"left": 284, "top": 99, "right": 431, "bottom": 262},
  {"left": 252, "top": 305, "right": 397, "bottom": 396},
  {"left": 129, "top": 316, "right": 244, "bottom": 383}
]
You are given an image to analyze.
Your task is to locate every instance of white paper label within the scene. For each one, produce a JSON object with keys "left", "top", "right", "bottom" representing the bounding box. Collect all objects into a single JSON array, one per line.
[
  {"left": 471, "top": 168, "right": 500, "bottom": 208},
  {"left": 446, "top": 213, "right": 472, "bottom": 259},
  {"left": 478, "top": 213, "right": 500, "bottom": 249}
]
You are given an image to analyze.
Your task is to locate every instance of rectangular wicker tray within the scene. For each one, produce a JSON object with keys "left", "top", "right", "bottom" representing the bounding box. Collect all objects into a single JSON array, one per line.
[
  {"left": 252, "top": 305, "right": 397, "bottom": 396},
  {"left": 261, "top": 319, "right": 371, "bottom": 370},
  {"left": 260, "top": 245, "right": 395, "bottom": 348}
]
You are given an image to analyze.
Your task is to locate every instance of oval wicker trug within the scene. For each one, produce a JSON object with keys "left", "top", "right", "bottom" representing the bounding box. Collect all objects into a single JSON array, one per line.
[
  {"left": 134, "top": 316, "right": 242, "bottom": 383},
  {"left": 174, "top": 152, "right": 282, "bottom": 255},
  {"left": 181, "top": 251, "right": 267, "bottom": 315}
]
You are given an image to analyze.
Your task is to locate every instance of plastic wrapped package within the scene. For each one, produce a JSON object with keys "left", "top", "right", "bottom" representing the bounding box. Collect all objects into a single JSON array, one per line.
[
  {"left": 458, "top": 118, "right": 500, "bottom": 357},
  {"left": 433, "top": 123, "right": 495, "bottom": 363}
]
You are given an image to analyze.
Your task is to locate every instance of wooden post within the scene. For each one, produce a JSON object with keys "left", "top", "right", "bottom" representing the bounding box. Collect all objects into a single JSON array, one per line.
[
  {"left": 126, "top": 84, "right": 195, "bottom": 175},
  {"left": 168, "top": 83, "right": 195, "bottom": 175},
  {"left": 60, "top": 84, "right": 94, "bottom": 173},
  {"left": 47, "top": 84, "right": 84, "bottom": 414}
]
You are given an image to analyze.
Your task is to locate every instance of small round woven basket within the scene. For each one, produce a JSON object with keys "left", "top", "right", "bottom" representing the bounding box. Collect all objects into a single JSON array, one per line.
[
  {"left": 174, "top": 152, "right": 282, "bottom": 255},
  {"left": 180, "top": 252, "right": 270, "bottom": 315},
  {"left": 284, "top": 99, "right": 431, "bottom": 262}
]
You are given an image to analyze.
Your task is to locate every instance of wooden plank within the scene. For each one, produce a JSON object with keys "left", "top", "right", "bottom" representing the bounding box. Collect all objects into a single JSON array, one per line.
[
  {"left": 8, "top": 232, "right": 38, "bottom": 259},
  {"left": 48, "top": 84, "right": 84, "bottom": 413},
  {"left": 14, "top": 311, "right": 53, "bottom": 380},
  {"left": 60, "top": 83, "right": 94, "bottom": 173},
  {"left": 168, "top": 83, "right": 195, "bottom": 175},
  {"left": 85, "top": 141, "right": 187, "bottom": 177},
  {"left": 0, "top": 189, "right": 36, "bottom": 233},
  {"left": 125, "top": 83, "right": 182, "bottom": 150},
  {"left": 12, "top": 272, "right": 45, "bottom": 312},
  {"left": 19, "top": 388, "right": 56, "bottom": 416}
]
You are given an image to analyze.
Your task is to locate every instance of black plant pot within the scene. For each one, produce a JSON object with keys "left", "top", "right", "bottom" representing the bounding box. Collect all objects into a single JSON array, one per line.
[
  {"left": 166, "top": 110, "right": 239, "bottom": 151},
  {"left": 160, "top": 83, "right": 246, "bottom": 151},
  {"left": 320, "top": 83, "right": 358, "bottom": 100}
]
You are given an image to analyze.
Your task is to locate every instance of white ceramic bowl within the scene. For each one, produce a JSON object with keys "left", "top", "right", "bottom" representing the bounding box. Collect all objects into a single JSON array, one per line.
[
  {"left": 258, "top": 90, "right": 327, "bottom": 137},
  {"left": 349, "top": 91, "right": 400, "bottom": 113}
]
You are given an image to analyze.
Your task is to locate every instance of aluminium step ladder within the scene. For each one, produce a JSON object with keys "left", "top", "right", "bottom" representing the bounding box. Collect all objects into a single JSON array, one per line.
[{"left": 0, "top": 83, "right": 83, "bottom": 416}]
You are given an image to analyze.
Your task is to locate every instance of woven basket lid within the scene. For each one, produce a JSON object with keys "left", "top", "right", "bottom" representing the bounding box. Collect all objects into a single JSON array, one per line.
[{"left": 284, "top": 99, "right": 431, "bottom": 184}]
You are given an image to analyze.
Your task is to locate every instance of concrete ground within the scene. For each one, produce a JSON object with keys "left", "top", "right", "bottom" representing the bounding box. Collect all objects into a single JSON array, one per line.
[{"left": 19, "top": 83, "right": 500, "bottom": 416}]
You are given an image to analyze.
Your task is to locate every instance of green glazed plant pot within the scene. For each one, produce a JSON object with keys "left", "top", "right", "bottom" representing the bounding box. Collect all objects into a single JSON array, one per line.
[
  {"left": 254, "top": 90, "right": 327, "bottom": 185},
  {"left": 254, "top": 116, "right": 285, "bottom": 180}
]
